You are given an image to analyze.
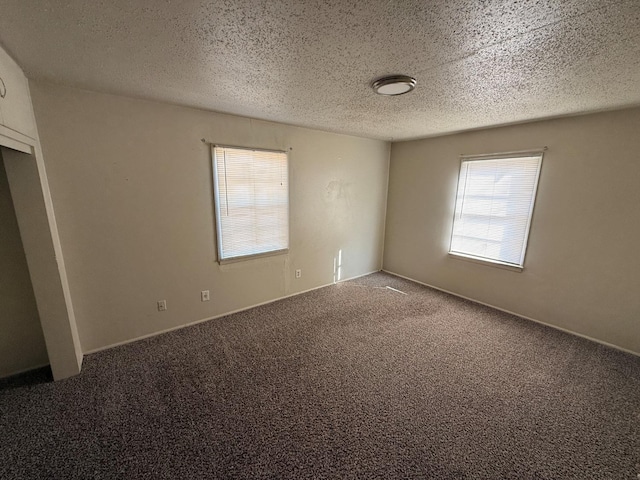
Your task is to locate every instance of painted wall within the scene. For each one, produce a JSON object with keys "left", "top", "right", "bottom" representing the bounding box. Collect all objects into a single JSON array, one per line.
[
  {"left": 384, "top": 108, "right": 640, "bottom": 355},
  {"left": 29, "top": 81, "right": 390, "bottom": 353},
  {"left": 0, "top": 152, "right": 48, "bottom": 377}
]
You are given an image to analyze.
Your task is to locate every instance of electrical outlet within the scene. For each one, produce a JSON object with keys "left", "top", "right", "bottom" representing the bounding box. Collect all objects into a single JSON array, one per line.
[
  {"left": 157, "top": 300, "right": 167, "bottom": 311},
  {"left": 201, "top": 290, "right": 210, "bottom": 302},
  {"left": 295, "top": 269, "right": 302, "bottom": 279}
]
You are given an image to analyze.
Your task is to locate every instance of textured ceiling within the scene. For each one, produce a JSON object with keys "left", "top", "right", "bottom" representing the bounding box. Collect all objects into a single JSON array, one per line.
[{"left": 0, "top": 0, "right": 639, "bottom": 140}]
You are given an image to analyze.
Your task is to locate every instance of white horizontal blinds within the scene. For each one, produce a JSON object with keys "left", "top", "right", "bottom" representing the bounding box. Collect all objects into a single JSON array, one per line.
[
  {"left": 450, "top": 154, "right": 542, "bottom": 267},
  {"left": 213, "top": 146, "right": 289, "bottom": 261}
]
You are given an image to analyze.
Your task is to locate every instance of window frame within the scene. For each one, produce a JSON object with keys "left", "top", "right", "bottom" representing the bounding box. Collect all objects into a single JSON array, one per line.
[
  {"left": 211, "top": 144, "right": 290, "bottom": 264},
  {"left": 448, "top": 149, "right": 544, "bottom": 272}
]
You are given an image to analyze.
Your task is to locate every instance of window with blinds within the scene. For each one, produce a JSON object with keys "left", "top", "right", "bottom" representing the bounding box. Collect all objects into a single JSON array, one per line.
[
  {"left": 449, "top": 152, "right": 543, "bottom": 269},
  {"left": 212, "top": 145, "right": 289, "bottom": 263}
]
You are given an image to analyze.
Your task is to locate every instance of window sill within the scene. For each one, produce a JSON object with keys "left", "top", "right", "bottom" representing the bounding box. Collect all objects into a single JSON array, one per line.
[
  {"left": 218, "top": 248, "right": 289, "bottom": 265},
  {"left": 448, "top": 252, "right": 524, "bottom": 272}
]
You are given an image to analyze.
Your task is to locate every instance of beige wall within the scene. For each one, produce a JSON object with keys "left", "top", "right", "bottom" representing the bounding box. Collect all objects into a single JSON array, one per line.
[
  {"left": 0, "top": 152, "right": 48, "bottom": 377},
  {"left": 384, "top": 108, "right": 640, "bottom": 355},
  {"left": 29, "top": 81, "right": 390, "bottom": 353}
]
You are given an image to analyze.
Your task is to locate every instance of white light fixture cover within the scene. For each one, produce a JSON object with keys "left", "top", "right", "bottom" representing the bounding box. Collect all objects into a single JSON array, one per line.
[{"left": 372, "top": 75, "right": 417, "bottom": 96}]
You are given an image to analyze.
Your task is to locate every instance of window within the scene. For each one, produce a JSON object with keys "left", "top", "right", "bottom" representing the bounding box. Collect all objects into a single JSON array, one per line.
[
  {"left": 212, "top": 145, "right": 289, "bottom": 263},
  {"left": 449, "top": 151, "right": 543, "bottom": 270}
]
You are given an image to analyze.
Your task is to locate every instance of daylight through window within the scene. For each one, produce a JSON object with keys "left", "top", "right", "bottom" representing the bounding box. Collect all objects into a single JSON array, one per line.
[
  {"left": 449, "top": 152, "right": 543, "bottom": 269},
  {"left": 212, "top": 145, "right": 289, "bottom": 263}
]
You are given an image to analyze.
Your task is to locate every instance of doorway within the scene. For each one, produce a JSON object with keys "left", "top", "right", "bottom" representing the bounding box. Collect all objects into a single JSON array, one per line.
[
  {"left": 0, "top": 139, "right": 82, "bottom": 380},
  {"left": 0, "top": 150, "right": 48, "bottom": 377}
]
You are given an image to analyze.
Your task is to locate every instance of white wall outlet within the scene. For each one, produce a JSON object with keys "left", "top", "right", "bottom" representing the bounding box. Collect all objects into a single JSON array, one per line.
[
  {"left": 157, "top": 300, "right": 167, "bottom": 311},
  {"left": 201, "top": 290, "right": 210, "bottom": 302},
  {"left": 295, "top": 269, "right": 302, "bottom": 279}
]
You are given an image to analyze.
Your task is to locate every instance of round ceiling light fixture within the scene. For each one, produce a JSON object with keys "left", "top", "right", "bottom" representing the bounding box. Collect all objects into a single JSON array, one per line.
[{"left": 372, "top": 75, "right": 417, "bottom": 96}]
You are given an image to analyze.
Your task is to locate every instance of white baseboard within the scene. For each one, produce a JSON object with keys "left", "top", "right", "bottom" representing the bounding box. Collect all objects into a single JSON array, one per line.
[
  {"left": 84, "top": 269, "right": 382, "bottom": 355},
  {"left": 382, "top": 269, "right": 640, "bottom": 358}
]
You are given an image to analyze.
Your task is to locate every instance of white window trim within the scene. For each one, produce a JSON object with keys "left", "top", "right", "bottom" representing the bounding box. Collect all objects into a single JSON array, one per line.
[
  {"left": 448, "top": 251, "right": 525, "bottom": 272},
  {"left": 447, "top": 148, "right": 545, "bottom": 271},
  {"left": 211, "top": 144, "right": 290, "bottom": 265}
]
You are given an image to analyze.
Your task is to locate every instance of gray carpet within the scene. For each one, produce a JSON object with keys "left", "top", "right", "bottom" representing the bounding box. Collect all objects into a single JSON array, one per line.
[{"left": 1, "top": 272, "right": 639, "bottom": 479}]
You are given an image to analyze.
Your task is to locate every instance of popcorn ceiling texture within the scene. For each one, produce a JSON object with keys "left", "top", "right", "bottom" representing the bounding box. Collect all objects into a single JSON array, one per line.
[{"left": 0, "top": 0, "right": 639, "bottom": 140}]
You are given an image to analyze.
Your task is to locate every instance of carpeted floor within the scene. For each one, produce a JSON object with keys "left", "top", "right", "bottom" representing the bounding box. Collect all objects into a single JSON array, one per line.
[{"left": 1, "top": 272, "right": 639, "bottom": 479}]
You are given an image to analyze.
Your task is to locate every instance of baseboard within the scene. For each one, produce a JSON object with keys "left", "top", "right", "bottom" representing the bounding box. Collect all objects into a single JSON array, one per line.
[
  {"left": 0, "top": 362, "right": 50, "bottom": 380},
  {"left": 382, "top": 269, "right": 640, "bottom": 358},
  {"left": 84, "top": 269, "right": 382, "bottom": 355}
]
